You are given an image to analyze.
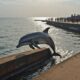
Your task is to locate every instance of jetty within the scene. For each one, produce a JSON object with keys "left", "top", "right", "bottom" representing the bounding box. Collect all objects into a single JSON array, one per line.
[
  {"left": 46, "top": 21, "right": 80, "bottom": 33},
  {"left": 0, "top": 48, "right": 54, "bottom": 80},
  {"left": 44, "top": 15, "right": 80, "bottom": 33},
  {"left": 33, "top": 52, "right": 80, "bottom": 80}
]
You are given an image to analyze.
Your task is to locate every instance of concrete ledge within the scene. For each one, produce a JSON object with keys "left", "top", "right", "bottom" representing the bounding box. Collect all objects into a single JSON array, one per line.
[
  {"left": 0, "top": 48, "right": 53, "bottom": 80},
  {"left": 33, "top": 52, "right": 80, "bottom": 80}
]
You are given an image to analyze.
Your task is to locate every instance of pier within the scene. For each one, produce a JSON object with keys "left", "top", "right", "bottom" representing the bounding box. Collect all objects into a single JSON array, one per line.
[{"left": 46, "top": 21, "right": 80, "bottom": 33}]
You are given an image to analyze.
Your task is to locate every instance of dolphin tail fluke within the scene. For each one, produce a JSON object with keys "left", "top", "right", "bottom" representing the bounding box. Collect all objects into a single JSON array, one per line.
[
  {"left": 52, "top": 52, "right": 62, "bottom": 58},
  {"left": 43, "top": 27, "right": 50, "bottom": 34}
]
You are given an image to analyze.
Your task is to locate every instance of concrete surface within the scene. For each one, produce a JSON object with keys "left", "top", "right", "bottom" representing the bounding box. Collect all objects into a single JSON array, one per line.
[{"left": 33, "top": 52, "right": 80, "bottom": 80}]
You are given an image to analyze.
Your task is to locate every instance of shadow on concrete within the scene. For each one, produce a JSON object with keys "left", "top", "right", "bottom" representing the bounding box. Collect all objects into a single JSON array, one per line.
[{"left": 7, "top": 57, "right": 55, "bottom": 80}]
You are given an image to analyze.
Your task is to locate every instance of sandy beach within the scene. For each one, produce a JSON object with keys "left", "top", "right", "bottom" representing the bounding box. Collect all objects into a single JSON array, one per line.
[{"left": 33, "top": 52, "right": 80, "bottom": 80}]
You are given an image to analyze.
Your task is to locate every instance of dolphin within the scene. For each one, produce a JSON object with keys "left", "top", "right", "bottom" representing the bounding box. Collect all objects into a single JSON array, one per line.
[{"left": 16, "top": 27, "right": 61, "bottom": 58}]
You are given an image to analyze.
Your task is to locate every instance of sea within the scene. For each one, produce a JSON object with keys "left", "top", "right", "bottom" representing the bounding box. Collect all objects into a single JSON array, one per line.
[{"left": 0, "top": 17, "right": 80, "bottom": 79}]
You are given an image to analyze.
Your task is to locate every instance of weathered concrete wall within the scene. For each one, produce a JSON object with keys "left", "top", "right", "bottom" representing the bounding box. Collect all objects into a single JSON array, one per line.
[
  {"left": 0, "top": 48, "right": 53, "bottom": 80},
  {"left": 33, "top": 52, "right": 80, "bottom": 80}
]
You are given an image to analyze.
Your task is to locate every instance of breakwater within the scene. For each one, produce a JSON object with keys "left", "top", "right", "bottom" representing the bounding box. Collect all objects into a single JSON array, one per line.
[
  {"left": 46, "top": 21, "right": 80, "bottom": 33},
  {"left": 0, "top": 48, "right": 54, "bottom": 80}
]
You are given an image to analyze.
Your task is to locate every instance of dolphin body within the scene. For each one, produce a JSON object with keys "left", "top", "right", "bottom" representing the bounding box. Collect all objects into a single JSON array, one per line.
[{"left": 16, "top": 27, "right": 61, "bottom": 58}]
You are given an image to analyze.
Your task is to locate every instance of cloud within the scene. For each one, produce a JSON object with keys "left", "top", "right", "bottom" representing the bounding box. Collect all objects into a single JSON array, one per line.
[
  {"left": 0, "top": 0, "right": 16, "bottom": 5},
  {"left": 0, "top": 0, "right": 27, "bottom": 5},
  {"left": 0, "top": 0, "right": 80, "bottom": 5},
  {"left": 0, "top": 0, "right": 80, "bottom": 17}
]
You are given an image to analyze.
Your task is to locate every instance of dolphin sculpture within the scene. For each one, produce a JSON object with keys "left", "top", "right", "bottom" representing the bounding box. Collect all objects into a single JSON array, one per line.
[{"left": 16, "top": 27, "right": 61, "bottom": 58}]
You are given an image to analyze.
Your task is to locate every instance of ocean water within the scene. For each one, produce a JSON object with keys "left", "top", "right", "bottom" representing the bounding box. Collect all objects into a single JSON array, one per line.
[
  {"left": 35, "top": 20, "right": 80, "bottom": 59},
  {"left": 0, "top": 17, "right": 80, "bottom": 59},
  {"left": 0, "top": 17, "right": 39, "bottom": 56},
  {"left": 0, "top": 17, "right": 80, "bottom": 79}
]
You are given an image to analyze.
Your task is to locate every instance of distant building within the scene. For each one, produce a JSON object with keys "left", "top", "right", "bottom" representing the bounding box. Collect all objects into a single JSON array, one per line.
[
  {"left": 55, "top": 14, "right": 80, "bottom": 23},
  {"left": 47, "top": 17, "right": 53, "bottom": 21}
]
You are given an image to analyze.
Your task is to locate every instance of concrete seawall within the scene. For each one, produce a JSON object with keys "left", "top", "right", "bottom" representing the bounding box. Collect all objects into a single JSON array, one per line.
[
  {"left": 0, "top": 48, "right": 53, "bottom": 80},
  {"left": 46, "top": 21, "right": 80, "bottom": 33},
  {"left": 33, "top": 52, "right": 80, "bottom": 80}
]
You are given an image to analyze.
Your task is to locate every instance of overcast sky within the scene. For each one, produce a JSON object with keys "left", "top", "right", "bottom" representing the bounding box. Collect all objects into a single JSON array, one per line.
[{"left": 0, "top": 0, "right": 80, "bottom": 17}]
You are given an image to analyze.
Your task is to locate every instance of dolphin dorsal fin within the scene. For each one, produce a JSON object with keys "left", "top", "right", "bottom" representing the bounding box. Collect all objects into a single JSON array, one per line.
[{"left": 43, "top": 27, "right": 50, "bottom": 33}]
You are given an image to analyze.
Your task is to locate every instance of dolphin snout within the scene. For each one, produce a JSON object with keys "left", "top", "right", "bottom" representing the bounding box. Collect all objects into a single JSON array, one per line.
[{"left": 16, "top": 44, "right": 20, "bottom": 48}]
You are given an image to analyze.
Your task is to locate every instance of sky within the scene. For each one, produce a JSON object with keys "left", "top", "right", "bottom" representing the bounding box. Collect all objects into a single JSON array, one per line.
[{"left": 0, "top": 0, "right": 80, "bottom": 17}]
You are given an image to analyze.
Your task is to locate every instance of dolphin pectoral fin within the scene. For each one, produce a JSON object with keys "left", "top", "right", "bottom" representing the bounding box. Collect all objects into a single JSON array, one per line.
[
  {"left": 33, "top": 44, "right": 41, "bottom": 49},
  {"left": 52, "top": 53, "right": 62, "bottom": 58},
  {"left": 29, "top": 44, "right": 35, "bottom": 49}
]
